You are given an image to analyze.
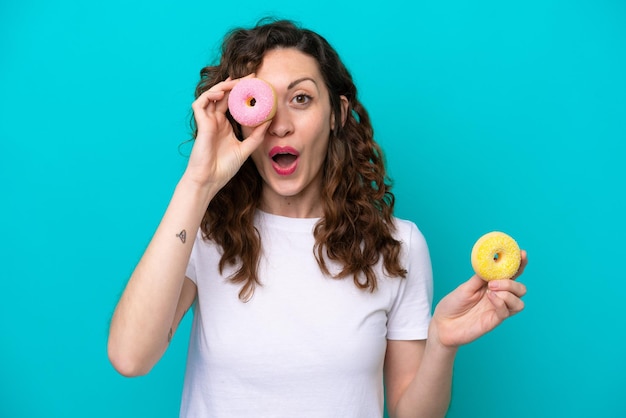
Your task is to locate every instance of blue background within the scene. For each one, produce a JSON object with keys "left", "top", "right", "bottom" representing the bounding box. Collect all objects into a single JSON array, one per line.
[{"left": 1, "top": 0, "right": 624, "bottom": 417}]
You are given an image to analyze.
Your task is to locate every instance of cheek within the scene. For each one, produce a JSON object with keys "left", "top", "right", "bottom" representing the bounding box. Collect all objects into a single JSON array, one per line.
[
  {"left": 250, "top": 148, "right": 264, "bottom": 169},
  {"left": 311, "top": 134, "right": 331, "bottom": 165}
]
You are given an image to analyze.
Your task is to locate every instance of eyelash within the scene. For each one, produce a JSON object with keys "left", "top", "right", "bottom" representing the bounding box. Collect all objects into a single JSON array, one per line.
[{"left": 292, "top": 94, "right": 313, "bottom": 105}]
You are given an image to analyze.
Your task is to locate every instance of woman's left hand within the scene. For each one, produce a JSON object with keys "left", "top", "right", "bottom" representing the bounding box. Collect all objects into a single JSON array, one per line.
[{"left": 430, "top": 251, "right": 528, "bottom": 349}]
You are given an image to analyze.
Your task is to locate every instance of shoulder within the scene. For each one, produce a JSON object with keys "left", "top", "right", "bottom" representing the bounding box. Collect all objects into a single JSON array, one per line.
[
  {"left": 391, "top": 217, "right": 428, "bottom": 249},
  {"left": 390, "top": 217, "right": 431, "bottom": 274}
]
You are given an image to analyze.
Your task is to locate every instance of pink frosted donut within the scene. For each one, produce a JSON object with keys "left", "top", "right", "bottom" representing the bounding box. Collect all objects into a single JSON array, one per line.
[{"left": 228, "top": 78, "right": 277, "bottom": 127}]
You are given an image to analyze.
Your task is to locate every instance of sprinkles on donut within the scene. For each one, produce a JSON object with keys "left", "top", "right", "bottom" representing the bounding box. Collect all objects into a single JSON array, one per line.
[
  {"left": 228, "top": 78, "right": 277, "bottom": 127},
  {"left": 471, "top": 231, "right": 521, "bottom": 281}
]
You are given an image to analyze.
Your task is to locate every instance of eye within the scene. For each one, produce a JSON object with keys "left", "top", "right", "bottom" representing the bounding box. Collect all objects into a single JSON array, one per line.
[{"left": 292, "top": 94, "right": 312, "bottom": 105}]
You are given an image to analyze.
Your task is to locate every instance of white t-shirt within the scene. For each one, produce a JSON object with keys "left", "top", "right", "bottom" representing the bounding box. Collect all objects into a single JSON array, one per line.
[{"left": 181, "top": 210, "right": 433, "bottom": 418}]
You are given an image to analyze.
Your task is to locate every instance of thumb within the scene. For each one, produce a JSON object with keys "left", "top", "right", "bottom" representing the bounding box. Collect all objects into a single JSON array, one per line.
[
  {"left": 238, "top": 120, "right": 270, "bottom": 158},
  {"left": 459, "top": 275, "right": 487, "bottom": 295}
]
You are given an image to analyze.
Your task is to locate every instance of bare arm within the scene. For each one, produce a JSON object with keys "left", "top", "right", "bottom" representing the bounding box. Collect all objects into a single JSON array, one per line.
[
  {"left": 107, "top": 77, "right": 269, "bottom": 376},
  {"left": 384, "top": 338, "right": 456, "bottom": 418},
  {"left": 107, "top": 179, "right": 213, "bottom": 376},
  {"left": 385, "top": 253, "right": 528, "bottom": 417}
]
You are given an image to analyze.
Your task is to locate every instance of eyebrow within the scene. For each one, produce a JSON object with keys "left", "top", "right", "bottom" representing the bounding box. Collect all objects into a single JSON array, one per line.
[{"left": 287, "top": 77, "right": 317, "bottom": 90}]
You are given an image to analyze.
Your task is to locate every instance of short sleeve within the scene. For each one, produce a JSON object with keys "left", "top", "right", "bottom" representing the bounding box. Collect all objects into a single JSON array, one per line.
[
  {"left": 185, "top": 230, "right": 201, "bottom": 284},
  {"left": 386, "top": 221, "right": 433, "bottom": 340}
]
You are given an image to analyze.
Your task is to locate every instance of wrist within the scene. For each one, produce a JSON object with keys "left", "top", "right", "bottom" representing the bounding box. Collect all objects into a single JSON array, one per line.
[
  {"left": 178, "top": 173, "right": 219, "bottom": 200},
  {"left": 176, "top": 175, "right": 220, "bottom": 210},
  {"left": 427, "top": 322, "right": 460, "bottom": 359}
]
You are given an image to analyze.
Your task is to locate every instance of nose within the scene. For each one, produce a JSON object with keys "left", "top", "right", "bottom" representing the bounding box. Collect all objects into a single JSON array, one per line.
[{"left": 267, "top": 105, "right": 293, "bottom": 138}]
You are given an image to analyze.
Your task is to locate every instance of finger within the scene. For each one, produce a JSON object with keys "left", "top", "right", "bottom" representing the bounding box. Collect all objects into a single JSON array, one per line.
[
  {"left": 215, "top": 74, "right": 257, "bottom": 114},
  {"left": 507, "top": 295, "right": 525, "bottom": 315},
  {"left": 238, "top": 119, "right": 271, "bottom": 158},
  {"left": 487, "top": 290, "right": 511, "bottom": 320},
  {"left": 467, "top": 275, "right": 488, "bottom": 291},
  {"left": 488, "top": 278, "right": 527, "bottom": 298},
  {"left": 213, "top": 78, "right": 242, "bottom": 114},
  {"left": 512, "top": 250, "right": 528, "bottom": 280},
  {"left": 449, "top": 276, "right": 487, "bottom": 301},
  {"left": 490, "top": 290, "right": 525, "bottom": 315},
  {"left": 192, "top": 90, "right": 226, "bottom": 124},
  {"left": 194, "top": 77, "right": 241, "bottom": 111},
  {"left": 194, "top": 88, "right": 227, "bottom": 106},
  {"left": 215, "top": 95, "right": 229, "bottom": 115}
]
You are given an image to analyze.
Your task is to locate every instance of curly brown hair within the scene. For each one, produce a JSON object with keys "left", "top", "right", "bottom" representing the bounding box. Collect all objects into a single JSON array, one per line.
[{"left": 192, "top": 18, "right": 407, "bottom": 301}]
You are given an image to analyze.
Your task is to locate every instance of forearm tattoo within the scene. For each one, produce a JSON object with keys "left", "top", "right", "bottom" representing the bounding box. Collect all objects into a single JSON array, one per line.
[
  {"left": 176, "top": 229, "right": 187, "bottom": 244},
  {"left": 168, "top": 308, "right": 189, "bottom": 344}
]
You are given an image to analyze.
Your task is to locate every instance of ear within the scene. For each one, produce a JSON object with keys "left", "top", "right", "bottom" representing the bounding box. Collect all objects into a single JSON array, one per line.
[{"left": 331, "top": 95, "right": 350, "bottom": 128}]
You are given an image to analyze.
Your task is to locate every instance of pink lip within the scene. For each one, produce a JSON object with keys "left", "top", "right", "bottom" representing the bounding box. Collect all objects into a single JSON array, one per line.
[{"left": 269, "top": 146, "right": 299, "bottom": 176}]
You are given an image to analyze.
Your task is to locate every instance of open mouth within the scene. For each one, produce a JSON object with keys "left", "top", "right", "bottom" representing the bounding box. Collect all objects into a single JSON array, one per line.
[
  {"left": 269, "top": 146, "right": 299, "bottom": 175},
  {"left": 272, "top": 152, "right": 298, "bottom": 167}
]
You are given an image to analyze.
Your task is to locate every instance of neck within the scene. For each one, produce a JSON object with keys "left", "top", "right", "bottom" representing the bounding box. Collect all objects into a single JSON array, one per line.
[{"left": 258, "top": 192, "right": 323, "bottom": 219}]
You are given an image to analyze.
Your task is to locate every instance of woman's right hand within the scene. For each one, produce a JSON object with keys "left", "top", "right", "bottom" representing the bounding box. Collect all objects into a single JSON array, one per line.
[{"left": 184, "top": 77, "right": 269, "bottom": 192}]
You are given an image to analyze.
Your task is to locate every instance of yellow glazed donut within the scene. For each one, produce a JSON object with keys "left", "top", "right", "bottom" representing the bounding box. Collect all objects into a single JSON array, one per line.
[{"left": 471, "top": 231, "right": 521, "bottom": 281}]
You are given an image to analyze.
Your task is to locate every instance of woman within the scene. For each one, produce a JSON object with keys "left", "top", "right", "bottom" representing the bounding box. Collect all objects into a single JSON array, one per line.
[{"left": 108, "top": 19, "right": 527, "bottom": 418}]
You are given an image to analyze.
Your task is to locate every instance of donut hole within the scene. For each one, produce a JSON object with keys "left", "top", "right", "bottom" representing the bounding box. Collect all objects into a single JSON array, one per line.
[
  {"left": 493, "top": 252, "right": 501, "bottom": 262},
  {"left": 246, "top": 97, "right": 257, "bottom": 107}
]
